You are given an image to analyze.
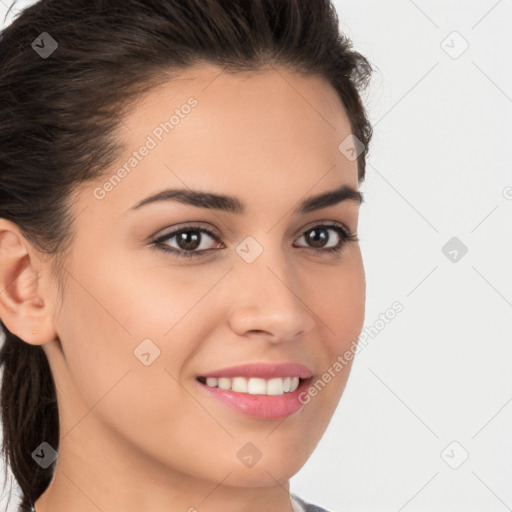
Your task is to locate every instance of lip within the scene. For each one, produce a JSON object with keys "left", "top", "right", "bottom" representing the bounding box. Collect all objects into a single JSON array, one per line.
[
  {"left": 195, "top": 362, "right": 314, "bottom": 421},
  {"left": 196, "top": 377, "right": 313, "bottom": 420},
  {"left": 198, "top": 362, "right": 313, "bottom": 380}
]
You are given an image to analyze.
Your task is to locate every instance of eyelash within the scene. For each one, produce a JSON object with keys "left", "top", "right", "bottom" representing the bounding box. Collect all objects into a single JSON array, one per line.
[{"left": 151, "top": 222, "right": 359, "bottom": 259}]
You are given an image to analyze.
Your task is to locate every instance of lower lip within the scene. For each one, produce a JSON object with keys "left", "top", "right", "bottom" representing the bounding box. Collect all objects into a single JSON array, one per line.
[{"left": 196, "top": 378, "right": 313, "bottom": 420}]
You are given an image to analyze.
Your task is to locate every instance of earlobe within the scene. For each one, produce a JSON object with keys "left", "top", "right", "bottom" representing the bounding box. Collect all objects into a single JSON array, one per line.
[{"left": 0, "top": 219, "right": 58, "bottom": 346}]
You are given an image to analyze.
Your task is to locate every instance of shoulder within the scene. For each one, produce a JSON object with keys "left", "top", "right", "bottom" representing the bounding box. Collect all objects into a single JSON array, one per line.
[{"left": 292, "top": 493, "right": 335, "bottom": 512}]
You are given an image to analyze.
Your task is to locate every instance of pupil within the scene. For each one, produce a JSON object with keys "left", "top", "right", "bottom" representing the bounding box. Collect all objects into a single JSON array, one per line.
[
  {"left": 307, "top": 228, "right": 327, "bottom": 248},
  {"left": 178, "top": 231, "right": 200, "bottom": 250}
]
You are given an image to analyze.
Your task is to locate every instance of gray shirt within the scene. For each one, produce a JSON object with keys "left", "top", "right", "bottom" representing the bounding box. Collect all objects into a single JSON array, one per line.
[{"left": 292, "top": 494, "right": 333, "bottom": 512}]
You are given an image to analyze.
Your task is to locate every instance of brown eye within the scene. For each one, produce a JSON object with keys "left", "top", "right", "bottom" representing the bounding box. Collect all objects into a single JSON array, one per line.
[
  {"left": 174, "top": 230, "right": 202, "bottom": 251},
  {"left": 303, "top": 227, "right": 332, "bottom": 249},
  {"left": 152, "top": 225, "right": 222, "bottom": 258},
  {"left": 294, "top": 223, "right": 358, "bottom": 254}
]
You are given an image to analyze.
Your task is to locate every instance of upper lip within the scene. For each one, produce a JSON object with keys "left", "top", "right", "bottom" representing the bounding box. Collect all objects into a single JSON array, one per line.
[{"left": 199, "top": 362, "right": 313, "bottom": 380}]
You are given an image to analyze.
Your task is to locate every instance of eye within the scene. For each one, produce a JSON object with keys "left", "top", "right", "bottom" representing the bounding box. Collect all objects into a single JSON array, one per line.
[
  {"left": 293, "top": 223, "right": 359, "bottom": 255},
  {"left": 151, "top": 224, "right": 222, "bottom": 258},
  {"left": 151, "top": 222, "right": 358, "bottom": 259}
]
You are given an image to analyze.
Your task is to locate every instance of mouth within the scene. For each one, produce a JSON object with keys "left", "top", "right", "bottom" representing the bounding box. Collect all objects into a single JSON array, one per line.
[
  {"left": 196, "top": 372, "right": 314, "bottom": 425},
  {"left": 194, "top": 363, "right": 314, "bottom": 420},
  {"left": 196, "top": 375, "right": 305, "bottom": 396}
]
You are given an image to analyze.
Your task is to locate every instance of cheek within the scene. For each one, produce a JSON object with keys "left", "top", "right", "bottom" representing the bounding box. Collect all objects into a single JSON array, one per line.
[
  {"left": 54, "top": 269, "right": 215, "bottom": 466},
  {"left": 285, "top": 248, "right": 364, "bottom": 412},
  {"left": 305, "top": 249, "right": 365, "bottom": 411},
  {"left": 54, "top": 277, "right": 140, "bottom": 409},
  {"left": 311, "top": 248, "right": 366, "bottom": 356},
  {"left": 53, "top": 254, "right": 230, "bottom": 418},
  {"left": 108, "top": 255, "right": 232, "bottom": 341}
]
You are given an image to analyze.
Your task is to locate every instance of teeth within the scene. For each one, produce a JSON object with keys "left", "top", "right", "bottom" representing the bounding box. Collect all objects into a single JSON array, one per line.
[
  {"left": 218, "top": 377, "right": 231, "bottom": 390},
  {"left": 206, "top": 377, "right": 218, "bottom": 388},
  {"left": 202, "top": 376, "right": 301, "bottom": 395},
  {"left": 232, "top": 377, "right": 248, "bottom": 393}
]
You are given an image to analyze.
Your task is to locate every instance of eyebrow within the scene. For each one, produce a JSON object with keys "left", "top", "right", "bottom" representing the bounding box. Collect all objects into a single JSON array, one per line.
[{"left": 128, "top": 183, "right": 363, "bottom": 215}]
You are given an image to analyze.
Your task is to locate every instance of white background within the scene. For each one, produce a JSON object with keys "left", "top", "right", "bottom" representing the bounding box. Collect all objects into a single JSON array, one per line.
[{"left": 1, "top": 1, "right": 511, "bottom": 511}]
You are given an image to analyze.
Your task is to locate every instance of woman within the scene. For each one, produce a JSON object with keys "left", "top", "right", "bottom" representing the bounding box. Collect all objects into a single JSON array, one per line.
[{"left": 0, "top": 0, "right": 373, "bottom": 511}]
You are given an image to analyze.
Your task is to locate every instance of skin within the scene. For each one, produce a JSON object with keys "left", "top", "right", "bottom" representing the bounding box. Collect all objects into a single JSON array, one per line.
[{"left": 0, "top": 63, "right": 365, "bottom": 512}]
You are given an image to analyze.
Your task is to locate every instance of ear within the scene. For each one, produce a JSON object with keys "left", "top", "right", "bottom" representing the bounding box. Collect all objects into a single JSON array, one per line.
[{"left": 0, "top": 218, "right": 58, "bottom": 345}]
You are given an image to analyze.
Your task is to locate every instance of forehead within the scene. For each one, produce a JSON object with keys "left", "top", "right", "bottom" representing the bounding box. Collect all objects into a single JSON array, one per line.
[
  {"left": 83, "top": 63, "right": 358, "bottom": 218},
  {"left": 127, "top": 63, "right": 349, "bottom": 128}
]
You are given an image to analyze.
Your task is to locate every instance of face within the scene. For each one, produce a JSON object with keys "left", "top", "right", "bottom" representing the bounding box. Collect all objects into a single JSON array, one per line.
[{"left": 42, "top": 63, "right": 365, "bottom": 492}]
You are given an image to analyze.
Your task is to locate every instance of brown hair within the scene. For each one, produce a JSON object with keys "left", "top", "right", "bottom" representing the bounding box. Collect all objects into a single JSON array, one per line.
[{"left": 0, "top": 0, "right": 373, "bottom": 510}]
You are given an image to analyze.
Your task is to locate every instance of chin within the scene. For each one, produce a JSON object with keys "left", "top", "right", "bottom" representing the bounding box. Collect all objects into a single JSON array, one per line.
[{"left": 222, "top": 465, "right": 301, "bottom": 488}]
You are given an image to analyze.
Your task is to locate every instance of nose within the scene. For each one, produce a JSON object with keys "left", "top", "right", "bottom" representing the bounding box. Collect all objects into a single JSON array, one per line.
[{"left": 227, "top": 244, "right": 316, "bottom": 344}]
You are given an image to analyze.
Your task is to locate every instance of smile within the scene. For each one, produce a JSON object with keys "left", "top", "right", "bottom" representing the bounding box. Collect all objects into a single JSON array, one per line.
[{"left": 197, "top": 376, "right": 301, "bottom": 396}]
